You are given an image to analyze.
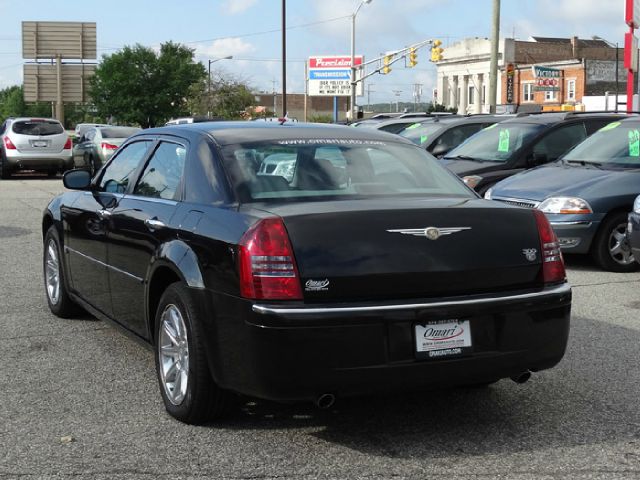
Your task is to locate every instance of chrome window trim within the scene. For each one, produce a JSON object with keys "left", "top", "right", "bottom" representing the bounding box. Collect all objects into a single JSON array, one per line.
[
  {"left": 252, "top": 283, "right": 571, "bottom": 316},
  {"left": 64, "top": 246, "right": 144, "bottom": 283},
  {"left": 550, "top": 221, "right": 593, "bottom": 228},
  {"left": 124, "top": 195, "right": 178, "bottom": 206}
]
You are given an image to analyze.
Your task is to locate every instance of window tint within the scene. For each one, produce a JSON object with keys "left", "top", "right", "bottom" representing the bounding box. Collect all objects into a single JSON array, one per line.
[
  {"left": 100, "top": 127, "right": 141, "bottom": 139},
  {"left": 12, "top": 120, "right": 63, "bottom": 136},
  {"left": 584, "top": 118, "right": 619, "bottom": 135},
  {"left": 221, "top": 141, "right": 473, "bottom": 202},
  {"left": 99, "top": 141, "right": 151, "bottom": 193},
  {"left": 431, "top": 124, "right": 484, "bottom": 153},
  {"left": 533, "top": 123, "right": 587, "bottom": 161},
  {"left": 134, "top": 142, "right": 186, "bottom": 200}
]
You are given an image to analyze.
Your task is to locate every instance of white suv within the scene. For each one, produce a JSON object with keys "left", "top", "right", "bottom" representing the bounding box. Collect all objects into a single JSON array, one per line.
[{"left": 0, "top": 117, "right": 73, "bottom": 179}]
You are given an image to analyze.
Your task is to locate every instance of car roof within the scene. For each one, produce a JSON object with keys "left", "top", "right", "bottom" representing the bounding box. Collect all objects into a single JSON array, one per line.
[
  {"left": 139, "top": 121, "right": 415, "bottom": 146},
  {"left": 414, "top": 114, "right": 514, "bottom": 127},
  {"left": 502, "top": 112, "right": 630, "bottom": 126}
]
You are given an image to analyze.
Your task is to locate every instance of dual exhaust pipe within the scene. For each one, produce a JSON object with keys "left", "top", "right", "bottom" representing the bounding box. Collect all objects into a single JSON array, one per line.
[{"left": 314, "top": 371, "right": 531, "bottom": 409}]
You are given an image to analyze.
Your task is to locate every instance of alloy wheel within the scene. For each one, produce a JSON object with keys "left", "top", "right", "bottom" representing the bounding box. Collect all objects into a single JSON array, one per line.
[
  {"left": 158, "top": 304, "right": 190, "bottom": 405},
  {"left": 608, "top": 222, "right": 635, "bottom": 266},
  {"left": 45, "top": 240, "right": 61, "bottom": 305}
]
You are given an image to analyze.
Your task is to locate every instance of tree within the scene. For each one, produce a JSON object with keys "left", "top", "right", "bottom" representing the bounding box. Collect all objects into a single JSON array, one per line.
[
  {"left": 186, "top": 71, "right": 256, "bottom": 120},
  {"left": 0, "top": 85, "right": 52, "bottom": 122},
  {"left": 90, "top": 42, "right": 206, "bottom": 127}
]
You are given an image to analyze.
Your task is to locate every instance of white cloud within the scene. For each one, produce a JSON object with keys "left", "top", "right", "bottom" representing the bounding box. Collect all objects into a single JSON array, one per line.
[
  {"left": 222, "top": 0, "right": 258, "bottom": 15},
  {"left": 196, "top": 37, "right": 256, "bottom": 59}
]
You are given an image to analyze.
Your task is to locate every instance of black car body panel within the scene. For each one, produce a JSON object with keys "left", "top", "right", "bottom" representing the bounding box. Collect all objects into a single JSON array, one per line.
[{"left": 43, "top": 121, "right": 571, "bottom": 405}]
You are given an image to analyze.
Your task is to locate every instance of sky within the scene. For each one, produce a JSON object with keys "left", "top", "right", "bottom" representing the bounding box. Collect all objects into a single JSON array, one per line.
[{"left": 0, "top": 0, "right": 627, "bottom": 105}]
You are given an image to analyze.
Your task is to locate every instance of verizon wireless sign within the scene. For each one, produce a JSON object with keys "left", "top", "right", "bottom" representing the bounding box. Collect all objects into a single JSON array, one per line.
[{"left": 308, "top": 55, "right": 364, "bottom": 97}]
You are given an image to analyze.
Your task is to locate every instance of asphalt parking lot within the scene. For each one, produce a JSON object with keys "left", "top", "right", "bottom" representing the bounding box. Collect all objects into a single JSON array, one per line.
[{"left": 1, "top": 176, "right": 640, "bottom": 480}]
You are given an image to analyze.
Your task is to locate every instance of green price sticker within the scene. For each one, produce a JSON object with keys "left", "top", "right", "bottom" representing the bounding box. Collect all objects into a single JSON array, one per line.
[
  {"left": 420, "top": 135, "right": 428, "bottom": 144},
  {"left": 406, "top": 123, "right": 421, "bottom": 130},
  {"left": 498, "top": 129, "right": 510, "bottom": 153},
  {"left": 600, "top": 121, "right": 621, "bottom": 132},
  {"left": 629, "top": 130, "right": 640, "bottom": 157}
]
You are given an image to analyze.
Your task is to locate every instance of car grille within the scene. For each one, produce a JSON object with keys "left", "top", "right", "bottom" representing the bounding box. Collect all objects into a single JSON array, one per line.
[{"left": 493, "top": 197, "right": 539, "bottom": 209}]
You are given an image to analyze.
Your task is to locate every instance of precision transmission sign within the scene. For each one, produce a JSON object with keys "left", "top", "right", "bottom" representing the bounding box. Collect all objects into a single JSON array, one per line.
[{"left": 308, "top": 56, "right": 364, "bottom": 97}]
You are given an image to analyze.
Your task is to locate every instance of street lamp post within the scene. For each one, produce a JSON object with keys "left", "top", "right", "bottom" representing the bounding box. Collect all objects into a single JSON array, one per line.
[
  {"left": 208, "top": 55, "right": 233, "bottom": 117},
  {"left": 350, "top": 0, "right": 372, "bottom": 122}
]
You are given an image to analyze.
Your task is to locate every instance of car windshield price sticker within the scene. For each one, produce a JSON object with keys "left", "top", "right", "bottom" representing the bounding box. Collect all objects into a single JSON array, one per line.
[
  {"left": 420, "top": 135, "right": 428, "bottom": 144},
  {"left": 630, "top": 130, "right": 640, "bottom": 157},
  {"left": 498, "top": 129, "right": 510, "bottom": 152},
  {"left": 415, "top": 319, "right": 472, "bottom": 359}
]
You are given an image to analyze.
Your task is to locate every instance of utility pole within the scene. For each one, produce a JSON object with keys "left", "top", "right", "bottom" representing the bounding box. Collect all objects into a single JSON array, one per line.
[
  {"left": 281, "top": 0, "right": 287, "bottom": 117},
  {"left": 413, "top": 83, "right": 423, "bottom": 111},
  {"left": 366, "top": 83, "right": 375, "bottom": 112},
  {"left": 488, "top": 0, "right": 500, "bottom": 113}
]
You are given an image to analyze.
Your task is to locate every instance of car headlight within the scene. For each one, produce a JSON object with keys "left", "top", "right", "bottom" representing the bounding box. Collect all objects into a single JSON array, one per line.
[
  {"left": 634, "top": 195, "right": 640, "bottom": 214},
  {"left": 484, "top": 187, "right": 493, "bottom": 200},
  {"left": 538, "top": 197, "right": 593, "bottom": 214},
  {"left": 462, "top": 175, "right": 483, "bottom": 189}
]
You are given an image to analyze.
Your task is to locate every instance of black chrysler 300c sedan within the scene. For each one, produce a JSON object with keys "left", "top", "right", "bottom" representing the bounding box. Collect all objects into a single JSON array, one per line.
[{"left": 42, "top": 122, "right": 571, "bottom": 424}]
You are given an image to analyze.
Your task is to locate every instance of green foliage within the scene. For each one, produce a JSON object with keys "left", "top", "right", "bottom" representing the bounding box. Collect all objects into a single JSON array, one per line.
[
  {"left": 0, "top": 85, "right": 52, "bottom": 122},
  {"left": 90, "top": 42, "right": 206, "bottom": 127},
  {"left": 428, "top": 103, "right": 458, "bottom": 113},
  {"left": 308, "top": 114, "right": 333, "bottom": 123},
  {"left": 187, "top": 74, "right": 256, "bottom": 120}
]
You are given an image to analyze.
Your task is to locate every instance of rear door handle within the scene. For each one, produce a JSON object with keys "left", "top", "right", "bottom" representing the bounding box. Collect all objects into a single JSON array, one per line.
[{"left": 144, "top": 218, "right": 166, "bottom": 230}]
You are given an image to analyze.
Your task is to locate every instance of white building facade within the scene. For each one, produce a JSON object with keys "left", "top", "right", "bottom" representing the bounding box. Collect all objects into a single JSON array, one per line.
[{"left": 435, "top": 38, "right": 515, "bottom": 114}]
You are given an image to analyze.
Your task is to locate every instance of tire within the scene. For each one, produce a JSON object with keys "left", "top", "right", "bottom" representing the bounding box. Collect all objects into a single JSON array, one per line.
[
  {"left": 43, "top": 226, "right": 80, "bottom": 318},
  {"left": 0, "top": 151, "right": 11, "bottom": 179},
  {"left": 154, "top": 282, "right": 234, "bottom": 424},
  {"left": 591, "top": 212, "right": 638, "bottom": 272}
]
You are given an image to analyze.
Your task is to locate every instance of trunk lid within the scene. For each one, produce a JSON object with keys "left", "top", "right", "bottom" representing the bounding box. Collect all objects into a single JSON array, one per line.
[{"left": 249, "top": 197, "right": 544, "bottom": 301}]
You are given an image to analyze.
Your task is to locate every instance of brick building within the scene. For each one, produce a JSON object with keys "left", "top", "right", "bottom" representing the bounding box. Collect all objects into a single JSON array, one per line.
[
  {"left": 252, "top": 93, "right": 350, "bottom": 121},
  {"left": 500, "top": 37, "right": 626, "bottom": 112},
  {"left": 435, "top": 36, "right": 625, "bottom": 114}
]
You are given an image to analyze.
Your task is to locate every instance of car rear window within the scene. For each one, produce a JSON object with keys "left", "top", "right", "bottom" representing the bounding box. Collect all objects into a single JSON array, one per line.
[
  {"left": 12, "top": 120, "right": 63, "bottom": 136},
  {"left": 220, "top": 139, "right": 473, "bottom": 203},
  {"left": 100, "top": 127, "right": 141, "bottom": 139}
]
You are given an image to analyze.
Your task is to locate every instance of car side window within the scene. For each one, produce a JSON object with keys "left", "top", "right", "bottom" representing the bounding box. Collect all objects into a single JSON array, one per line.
[
  {"left": 432, "top": 124, "right": 483, "bottom": 152},
  {"left": 99, "top": 141, "right": 152, "bottom": 193},
  {"left": 532, "top": 123, "right": 587, "bottom": 162},
  {"left": 585, "top": 118, "right": 619, "bottom": 135},
  {"left": 133, "top": 142, "right": 187, "bottom": 200},
  {"left": 86, "top": 130, "right": 95, "bottom": 142}
]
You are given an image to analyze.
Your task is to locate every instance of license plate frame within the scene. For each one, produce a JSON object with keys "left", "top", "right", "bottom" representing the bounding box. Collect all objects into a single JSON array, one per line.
[{"left": 414, "top": 319, "right": 473, "bottom": 359}]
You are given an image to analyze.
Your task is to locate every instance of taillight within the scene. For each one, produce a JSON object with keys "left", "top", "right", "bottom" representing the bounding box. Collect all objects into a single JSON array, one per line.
[
  {"left": 533, "top": 210, "right": 566, "bottom": 284},
  {"left": 63, "top": 138, "right": 72, "bottom": 149},
  {"left": 101, "top": 142, "right": 118, "bottom": 151},
  {"left": 3, "top": 136, "right": 16, "bottom": 150},
  {"left": 238, "top": 217, "right": 302, "bottom": 300}
]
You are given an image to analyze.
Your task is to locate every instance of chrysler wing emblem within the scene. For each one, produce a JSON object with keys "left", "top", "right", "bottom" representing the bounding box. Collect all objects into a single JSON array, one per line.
[{"left": 387, "top": 226, "right": 472, "bottom": 240}]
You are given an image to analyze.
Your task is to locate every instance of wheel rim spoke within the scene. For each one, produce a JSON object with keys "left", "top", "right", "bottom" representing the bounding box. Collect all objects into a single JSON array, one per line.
[
  {"left": 158, "top": 304, "right": 189, "bottom": 406},
  {"left": 609, "top": 224, "right": 633, "bottom": 265},
  {"left": 45, "top": 240, "right": 60, "bottom": 305}
]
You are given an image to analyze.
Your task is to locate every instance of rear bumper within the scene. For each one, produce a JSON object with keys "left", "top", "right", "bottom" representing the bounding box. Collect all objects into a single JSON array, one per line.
[
  {"left": 204, "top": 284, "right": 572, "bottom": 403},
  {"left": 6, "top": 151, "right": 73, "bottom": 170}
]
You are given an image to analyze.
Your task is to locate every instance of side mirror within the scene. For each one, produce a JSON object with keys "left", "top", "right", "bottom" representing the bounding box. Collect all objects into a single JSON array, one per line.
[
  {"left": 430, "top": 143, "right": 449, "bottom": 157},
  {"left": 63, "top": 169, "right": 92, "bottom": 190}
]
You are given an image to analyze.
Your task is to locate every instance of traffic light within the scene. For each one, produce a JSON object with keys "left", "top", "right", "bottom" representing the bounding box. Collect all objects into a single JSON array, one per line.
[
  {"left": 408, "top": 47, "right": 418, "bottom": 67},
  {"left": 430, "top": 40, "right": 444, "bottom": 62},
  {"left": 382, "top": 54, "right": 393, "bottom": 75}
]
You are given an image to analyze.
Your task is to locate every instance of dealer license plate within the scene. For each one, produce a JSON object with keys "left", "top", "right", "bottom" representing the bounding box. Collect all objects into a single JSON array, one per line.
[{"left": 415, "top": 319, "right": 472, "bottom": 359}]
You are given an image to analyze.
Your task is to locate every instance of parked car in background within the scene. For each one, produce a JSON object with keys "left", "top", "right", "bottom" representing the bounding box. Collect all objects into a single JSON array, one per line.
[
  {"left": 487, "top": 117, "right": 640, "bottom": 272},
  {"left": 73, "top": 126, "right": 142, "bottom": 175},
  {"left": 0, "top": 117, "right": 72, "bottom": 179},
  {"left": 628, "top": 195, "right": 640, "bottom": 264},
  {"left": 43, "top": 122, "right": 570, "bottom": 424},
  {"left": 441, "top": 112, "right": 628, "bottom": 195},
  {"left": 351, "top": 112, "right": 456, "bottom": 128},
  {"left": 399, "top": 115, "right": 514, "bottom": 157},
  {"left": 75, "top": 123, "right": 109, "bottom": 138}
]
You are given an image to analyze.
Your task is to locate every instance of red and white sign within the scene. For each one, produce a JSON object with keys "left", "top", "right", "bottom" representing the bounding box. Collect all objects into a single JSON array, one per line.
[
  {"left": 308, "top": 55, "right": 364, "bottom": 97},
  {"left": 627, "top": 0, "right": 640, "bottom": 28},
  {"left": 625, "top": 32, "right": 639, "bottom": 72}
]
